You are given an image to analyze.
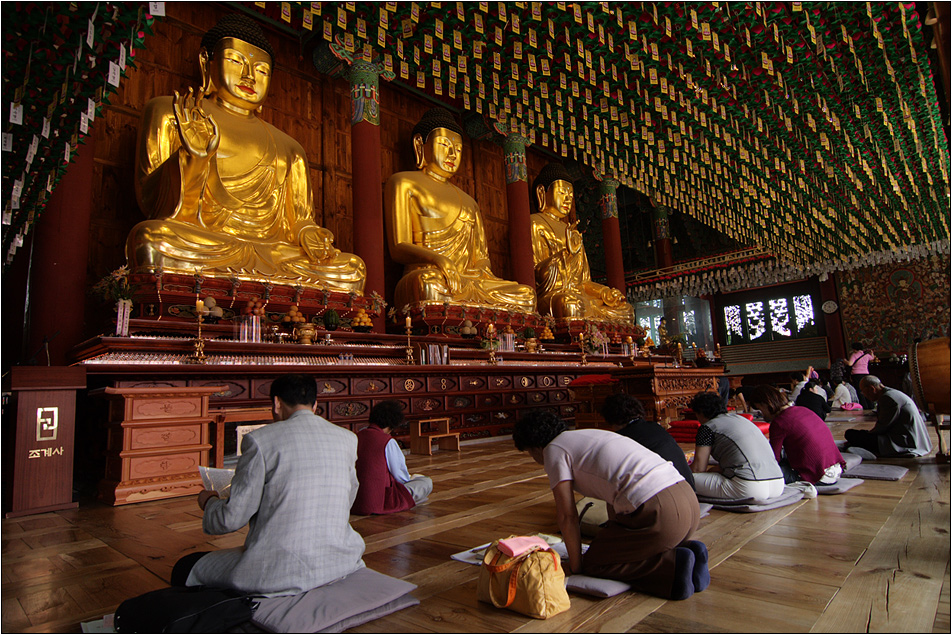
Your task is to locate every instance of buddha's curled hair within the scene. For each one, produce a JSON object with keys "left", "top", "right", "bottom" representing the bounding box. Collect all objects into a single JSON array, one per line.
[
  {"left": 412, "top": 107, "right": 464, "bottom": 141},
  {"left": 201, "top": 14, "right": 275, "bottom": 63},
  {"left": 532, "top": 162, "right": 573, "bottom": 194}
]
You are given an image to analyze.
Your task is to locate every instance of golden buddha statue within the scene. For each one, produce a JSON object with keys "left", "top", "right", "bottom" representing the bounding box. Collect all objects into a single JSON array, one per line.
[
  {"left": 530, "top": 164, "right": 634, "bottom": 321},
  {"left": 126, "top": 15, "right": 365, "bottom": 293},
  {"left": 384, "top": 107, "right": 535, "bottom": 312}
]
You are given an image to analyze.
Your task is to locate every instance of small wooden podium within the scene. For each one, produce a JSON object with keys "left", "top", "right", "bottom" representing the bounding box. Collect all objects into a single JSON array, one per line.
[{"left": 5, "top": 367, "right": 85, "bottom": 518}]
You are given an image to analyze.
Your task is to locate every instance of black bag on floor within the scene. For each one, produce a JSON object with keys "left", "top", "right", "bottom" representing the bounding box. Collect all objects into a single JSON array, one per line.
[{"left": 114, "top": 585, "right": 257, "bottom": 633}]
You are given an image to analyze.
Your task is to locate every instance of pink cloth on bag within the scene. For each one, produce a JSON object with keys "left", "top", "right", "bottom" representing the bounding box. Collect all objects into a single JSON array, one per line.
[
  {"left": 840, "top": 402, "right": 863, "bottom": 411},
  {"left": 496, "top": 536, "right": 551, "bottom": 557}
]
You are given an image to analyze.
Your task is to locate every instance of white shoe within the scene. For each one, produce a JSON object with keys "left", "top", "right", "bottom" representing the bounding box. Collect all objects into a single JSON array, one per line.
[
  {"left": 790, "top": 481, "right": 818, "bottom": 498},
  {"left": 846, "top": 447, "right": 877, "bottom": 460}
]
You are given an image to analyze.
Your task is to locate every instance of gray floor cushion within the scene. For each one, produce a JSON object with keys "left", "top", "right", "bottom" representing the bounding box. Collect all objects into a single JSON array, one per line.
[
  {"left": 842, "top": 452, "right": 863, "bottom": 471},
  {"left": 842, "top": 463, "right": 910, "bottom": 481},
  {"left": 815, "top": 477, "right": 864, "bottom": 495},
  {"left": 700, "top": 486, "right": 805, "bottom": 512},
  {"left": 250, "top": 567, "right": 418, "bottom": 633},
  {"left": 565, "top": 574, "right": 631, "bottom": 598}
]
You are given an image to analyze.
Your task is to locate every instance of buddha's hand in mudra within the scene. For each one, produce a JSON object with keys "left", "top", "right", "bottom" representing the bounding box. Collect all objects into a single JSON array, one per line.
[
  {"left": 434, "top": 256, "right": 463, "bottom": 295},
  {"left": 173, "top": 88, "right": 220, "bottom": 162},
  {"left": 300, "top": 225, "right": 341, "bottom": 262}
]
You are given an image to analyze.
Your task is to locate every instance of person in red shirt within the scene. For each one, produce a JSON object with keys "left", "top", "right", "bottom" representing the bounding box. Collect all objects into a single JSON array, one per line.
[{"left": 352, "top": 401, "right": 433, "bottom": 515}]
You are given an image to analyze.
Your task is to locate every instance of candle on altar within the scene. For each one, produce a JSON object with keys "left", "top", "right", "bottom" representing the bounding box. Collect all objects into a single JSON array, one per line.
[
  {"left": 196, "top": 299, "right": 204, "bottom": 313},
  {"left": 405, "top": 316, "right": 412, "bottom": 328}
]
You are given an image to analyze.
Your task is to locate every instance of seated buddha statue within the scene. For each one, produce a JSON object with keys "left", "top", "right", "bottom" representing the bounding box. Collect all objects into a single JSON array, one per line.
[
  {"left": 125, "top": 14, "right": 365, "bottom": 293},
  {"left": 384, "top": 107, "right": 535, "bottom": 312},
  {"left": 530, "top": 163, "right": 634, "bottom": 321}
]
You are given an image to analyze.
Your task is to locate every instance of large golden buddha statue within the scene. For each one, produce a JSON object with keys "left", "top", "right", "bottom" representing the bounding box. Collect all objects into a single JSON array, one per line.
[
  {"left": 530, "top": 163, "right": 634, "bottom": 321},
  {"left": 384, "top": 107, "right": 535, "bottom": 312},
  {"left": 126, "top": 15, "right": 365, "bottom": 293}
]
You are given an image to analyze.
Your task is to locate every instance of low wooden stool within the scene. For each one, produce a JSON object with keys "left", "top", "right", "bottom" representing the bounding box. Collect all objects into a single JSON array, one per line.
[
  {"left": 410, "top": 417, "right": 461, "bottom": 455},
  {"left": 209, "top": 406, "right": 273, "bottom": 468}
]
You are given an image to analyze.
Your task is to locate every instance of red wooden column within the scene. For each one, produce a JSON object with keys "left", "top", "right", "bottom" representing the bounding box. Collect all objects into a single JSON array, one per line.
[
  {"left": 503, "top": 133, "right": 534, "bottom": 288},
  {"left": 347, "top": 59, "right": 386, "bottom": 331},
  {"left": 598, "top": 178, "right": 626, "bottom": 294},
  {"left": 26, "top": 136, "right": 96, "bottom": 365}
]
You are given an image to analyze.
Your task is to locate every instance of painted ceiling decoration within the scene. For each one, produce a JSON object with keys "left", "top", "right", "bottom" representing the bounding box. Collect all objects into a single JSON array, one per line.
[{"left": 267, "top": 1, "right": 949, "bottom": 273}]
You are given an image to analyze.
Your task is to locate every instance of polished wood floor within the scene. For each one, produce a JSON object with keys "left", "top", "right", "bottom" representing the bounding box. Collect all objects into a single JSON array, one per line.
[{"left": 3, "top": 412, "right": 949, "bottom": 633}]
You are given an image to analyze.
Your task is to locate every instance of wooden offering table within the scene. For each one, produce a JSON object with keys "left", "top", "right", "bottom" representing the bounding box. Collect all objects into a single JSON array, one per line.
[
  {"left": 615, "top": 364, "right": 723, "bottom": 424},
  {"left": 93, "top": 385, "right": 224, "bottom": 505}
]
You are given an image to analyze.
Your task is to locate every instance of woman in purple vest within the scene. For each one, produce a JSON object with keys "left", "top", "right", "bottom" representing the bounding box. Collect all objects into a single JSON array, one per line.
[
  {"left": 352, "top": 401, "right": 433, "bottom": 515},
  {"left": 747, "top": 385, "right": 845, "bottom": 486}
]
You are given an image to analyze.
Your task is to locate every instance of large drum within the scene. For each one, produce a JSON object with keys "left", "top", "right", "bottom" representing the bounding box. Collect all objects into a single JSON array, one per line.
[
  {"left": 908, "top": 337, "right": 951, "bottom": 415},
  {"left": 908, "top": 337, "right": 950, "bottom": 459}
]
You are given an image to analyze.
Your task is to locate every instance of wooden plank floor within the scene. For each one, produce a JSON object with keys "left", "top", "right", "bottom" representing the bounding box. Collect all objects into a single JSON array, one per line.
[{"left": 2, "top": 412, "right": 949, "bottom": 633}]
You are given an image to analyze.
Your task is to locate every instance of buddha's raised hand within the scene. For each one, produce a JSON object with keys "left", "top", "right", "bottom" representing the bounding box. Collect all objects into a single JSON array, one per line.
[{"left": 173, "top": 88, "right": 220, "bottom": 161}]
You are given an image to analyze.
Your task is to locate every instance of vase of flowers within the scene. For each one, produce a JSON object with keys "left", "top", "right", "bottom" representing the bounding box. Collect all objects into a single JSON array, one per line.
[{"left": 92, "top": 265, "right": 137, "bottom": 336}]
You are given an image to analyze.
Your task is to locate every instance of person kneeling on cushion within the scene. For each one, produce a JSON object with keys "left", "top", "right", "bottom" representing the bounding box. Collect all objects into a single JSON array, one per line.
[
  {"left": 352, "top": 400, "right": 433, "bottom": 515},
  {"left": 748, "top": 384, "right": 845, "bottom": 485},
  {"left": 689, "top": 391, "right": 785, "bottom": 504},
  {"left": 513, "top": 409, "right": 709, "bottom": 601}
]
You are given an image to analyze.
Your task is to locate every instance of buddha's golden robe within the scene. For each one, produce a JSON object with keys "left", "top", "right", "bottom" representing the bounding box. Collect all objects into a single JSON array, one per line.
[
  {"left": 386, "top": 171, "right": 535, "bottom": 312},
  {"left": 530, "top": 212, "right": 634, "bottom": 320},
  {"left": 126, "top": 96, "right": 365, "bottom": 292}
]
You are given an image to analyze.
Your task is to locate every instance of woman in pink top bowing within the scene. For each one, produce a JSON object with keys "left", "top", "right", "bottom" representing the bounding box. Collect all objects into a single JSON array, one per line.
[{"left": 513, "top": 409, "right": 708, "bottom": 600}]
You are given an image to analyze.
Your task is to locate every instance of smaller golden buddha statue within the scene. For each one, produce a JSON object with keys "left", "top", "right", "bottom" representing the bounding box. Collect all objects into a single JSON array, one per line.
[
  {"left": 530, "top": 164, "right": 634, "bottom": 321},
  {"left": 384, "top": 107, "right": 535, "bottom": 312},
  {"left": 126, "top": 14, "right": 365, "bottom": 293}
]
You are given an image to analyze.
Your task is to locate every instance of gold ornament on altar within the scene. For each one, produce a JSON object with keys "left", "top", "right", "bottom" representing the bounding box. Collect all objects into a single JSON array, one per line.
[
  {"left": 530, "top": 163, "right": 634, "bottom": 321},
  {"left": 384, "top": 107, "right": 535, "bottom": 313},
  {"left": 125, "top": 14, "right": 365, "bottom": 293}
]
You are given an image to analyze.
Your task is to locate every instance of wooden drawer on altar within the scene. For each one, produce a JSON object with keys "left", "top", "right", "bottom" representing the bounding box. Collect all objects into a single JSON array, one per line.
[
  {"left": 557, "top": 375, "right": 577, "bottom": 387},
  {"left": 127, "top": 423, "right": 207, "bottom": 451},
  {"left": 488, "top": 375, "right": 513, "bottom": 390},
  {"left": 560, "top": 404, "right": 579, "bottom": 419},
  {"left": 490, "top": 410, "right": 516, "bottom": 427},
  {"left": 426, "top": 376, "right": 459, "bottom": 392},
  {"left": 318, "top": 378, "right": 349, "bottom": 397},
  {"left": 505, "top": 393, "right": 526, "bottom": 407},
  {"left": 448, "top": 394, "right": 476, "bottom": 410},
  {"left": 411, "top": 395, "right": 445, "bottom": 414},
  {"left": 328, "top": 400, "right": 371, "bottom": 421},
  {"left": 527, "top": 391, "right": 549, "bottom": 405},
  {"left": 459, "top": 375, "right": 488, "bottom": 391},
  {"left": 352, "top": 377, "right": 391, "bottom": 396},
  {"left": 393, "top": 376, "right": 426, "bottom": 394},
  {"left": 127, "top": 449, "right": 206, "bottom": 481},
  {"left": 107, "top": 393, "right": 207, "bottom": 423},
  {"left": 477, "top": 393, "right": 502, "bottom": 408}
]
